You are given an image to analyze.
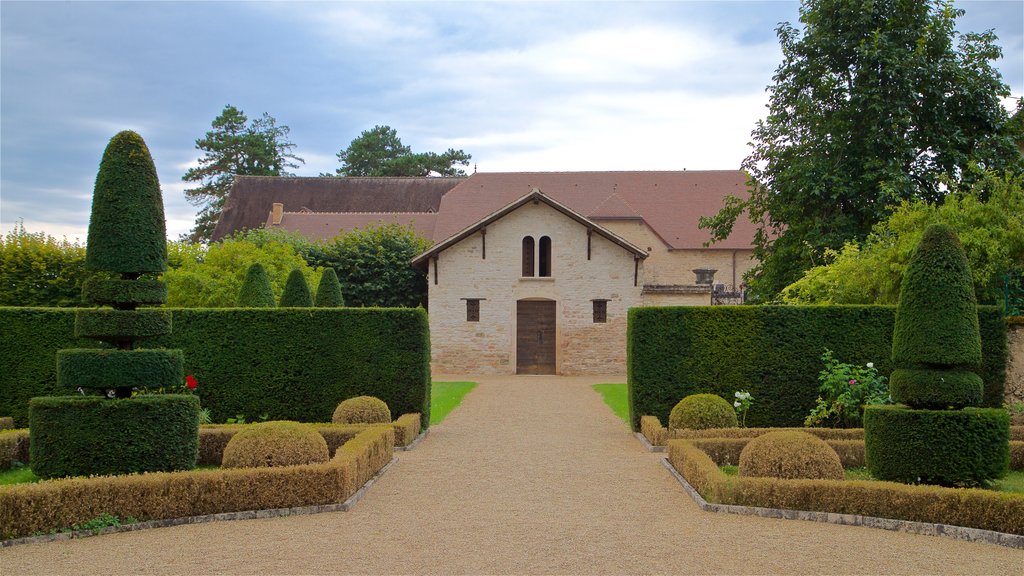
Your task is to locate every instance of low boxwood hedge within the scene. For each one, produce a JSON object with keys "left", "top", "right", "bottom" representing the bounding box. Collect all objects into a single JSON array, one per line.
[
  {"left": 29, "top": 394, "right": 199, "bottom": 479},
  {"left": 627, "top": 305, "right": 1006, "bottom": 430},
  {"left": 0, "top": 307, "right": 431, "bottom": 427}
]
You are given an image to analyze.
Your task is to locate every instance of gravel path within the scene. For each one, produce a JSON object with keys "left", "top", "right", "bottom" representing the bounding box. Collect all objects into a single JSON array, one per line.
[{"left": 1, "top": 375, "right": 1019, "bottom": 575}]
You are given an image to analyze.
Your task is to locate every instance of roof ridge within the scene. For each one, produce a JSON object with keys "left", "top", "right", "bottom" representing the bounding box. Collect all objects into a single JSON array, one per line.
[
  {"left": 280, "top": 211, "right": 437, "bottom": 216},
  {"left": 588, "top": 191, "right": 642, "bottom": 218}
]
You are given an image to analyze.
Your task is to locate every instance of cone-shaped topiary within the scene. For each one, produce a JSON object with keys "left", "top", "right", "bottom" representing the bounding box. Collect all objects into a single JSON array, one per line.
[
  {"left": 221, "top": 421, "right": 329, "bottom": 469},
  {"left": 333, "top": 396, "right": 391, "bottom": 424},
  {"left": 314, "top": 267, "right": 345, "bottom": 307},
  {"left": 85, "top": 131, "right": 167, "bottom": 275},
  {"left": 669, "top": 394, "right": 737, "bottom": 430},
  {"left": 279, "top": 269, "right": 313, "bottom": 307},
  {"left": 237, "top": 263, "right": 276, "bottom": 307},
  {"left": 738, "top": 431, "right": 844, "bottom": 480},
  {"left": 890, "top": 224, "right": 982, "bottom": 408}
]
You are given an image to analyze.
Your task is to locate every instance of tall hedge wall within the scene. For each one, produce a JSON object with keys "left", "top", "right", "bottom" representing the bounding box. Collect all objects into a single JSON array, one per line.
[
  {"left": 627, "top": 305, "right": 1006, "bottom": 431},
  {"left": 0, "top": 308, "right": 431, "bottom": 427}
]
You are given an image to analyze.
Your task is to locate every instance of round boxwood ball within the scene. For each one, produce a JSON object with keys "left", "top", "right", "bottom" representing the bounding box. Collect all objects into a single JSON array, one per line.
[
  {"left": 669, "top": 393, "right": 737, "bottom": 430},
  {"left": 332, "top": 396, "right": 391, "bottom": 424},
  {"left": 221, "top": 421, "right": 329, "bottom": 469},
  {"left": 739, "top": 431, "right": 844, "bottom": 480}
]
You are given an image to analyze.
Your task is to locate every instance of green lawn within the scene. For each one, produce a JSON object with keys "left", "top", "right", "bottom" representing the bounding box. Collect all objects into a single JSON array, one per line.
[
  {"left": 719, "top": 465, "right": 1024, "bottom": 493},
  {"left": 0, "top": 466, "right": 38, "bottom": 485},
  {"left": 592, "top": 383, "right": 628, "bottom": 423},
  {"left": 431, "top": 381, "right": 477, "bottom": 425}
]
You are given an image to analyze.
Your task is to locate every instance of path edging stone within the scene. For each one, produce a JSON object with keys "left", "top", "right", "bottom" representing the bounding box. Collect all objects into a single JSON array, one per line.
[
  {"left": 0, "top": 457, "right": 398, "bottom": 549},
  {"left": 635, "top": 432, "right": 666, "bottom": 452},
  {"left": 660, "top": 458, "right": 1023, "bottom": 549}
]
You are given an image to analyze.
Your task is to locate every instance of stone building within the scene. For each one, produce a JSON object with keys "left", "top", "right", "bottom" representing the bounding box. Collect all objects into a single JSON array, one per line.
[{"left": 217, "top": 171, "right": 759, "bottom": 375}]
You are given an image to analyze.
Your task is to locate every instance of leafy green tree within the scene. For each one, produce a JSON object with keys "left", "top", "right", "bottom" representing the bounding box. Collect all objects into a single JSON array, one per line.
[
  {"left": 237, "top": 263, "right": 276, "bottom": 308},
  {"left": 183, "top": 105, "right": 304, "bottom": 242},
  {"left": 0, "top": 222, "right": 89, "bottom": 307},
  {"left": 279, "top": 269, "right": 313, "bottom": 307},
  {"left": 781, "top": 170, "right": 1024, "bottom": 306},
  {"left": 164, "top": 237, "right": 317, "bottom": 308},
  {"left": 314, "top": 267, "right": 345, "bottom": 307},
  {"left": 700, "top": 0, "right": 1021, "bottom": 300},
  {"left": 331, "top": 125, "right": 471, "bottom": 177},
  {"left": 309, "top": 222, "right": 433, "bottom": 307}
]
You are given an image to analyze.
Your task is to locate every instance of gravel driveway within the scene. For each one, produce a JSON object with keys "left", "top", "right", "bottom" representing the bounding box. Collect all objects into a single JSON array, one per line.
[{"left": 1, "top": 374, "right": 1018, "bottom": 574}]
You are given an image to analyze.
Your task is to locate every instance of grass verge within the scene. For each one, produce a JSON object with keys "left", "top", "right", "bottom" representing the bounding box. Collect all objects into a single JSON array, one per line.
[
  {"left": 431, "top": 381, "right": 477, "bottom": 425},
  {"left": 592, "top": 383, "right": 628, "bottom": 423}
]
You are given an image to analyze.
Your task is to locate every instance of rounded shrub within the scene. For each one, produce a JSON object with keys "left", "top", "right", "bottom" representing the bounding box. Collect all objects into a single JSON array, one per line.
[
  {"left": 222, "top": 421, "right": 329, "bottom": 469},
  {"left": 669, "top": 394, "right": 737, "bottom": 430},
  {"left": 738, "top": 430, "right": 844, "bottom": 480},
  {"left": 85, "top": 130, "right": 167, "bottom": 274},
  {"left": 237, "top": 263, "right": 276, "bottom": 308},
  {"left": 314, "top": 267, "right": 345, "bottom": 307},
  {"left": 333, "top": 396, "right": 391, "bottom": 424},
  {"left": 864, "top": 404, "right": 1009, "bottom": 487},
  {"left": 29, "top": 394, "right": 199, "bottom": 479},
  {"left": 279, "top": 269, "right": 313, "bottom": 307}
]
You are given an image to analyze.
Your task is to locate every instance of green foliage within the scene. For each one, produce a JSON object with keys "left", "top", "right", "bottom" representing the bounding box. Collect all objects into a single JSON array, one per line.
[
  {"left": 279, "top": 269, "right": 313, "bottom": 307},
  {"left": 805, "top": 350, "right": 890, "bottom": 428},
  {"left": 891, "top": 225, "right": 981, "bottom": 372},
  {"left": 236, "top": 263, "right": 276, "bottom": 308},
  {"left": 57, "top": 349, "right": 184, "bottom": 391},
  {"left": 332, "top": 396, "right": 391, "bottom": 424},
  {"left": 626, "top": 305, "right": 1006, "bottom": 431},
  {"left": 431, "top": 381, "right": 477, "bottom": 425},
  {"left": 332, "top": 125, "right": 471, "bottom": 177},
  {"left": 82, "top": 278, "right": 167, "bottom": 307},
  {"left": 700, "top": 1, "right": 1021, "bottom": 299},
  {"left": 29, "top": 394, "right": 199, "bottom": 479},
  {"left": 782, "top": 170, "right": 1024, "bottom": 306},
  {"left": 864, "top": 404, "right": 1009, "bottom": 487},
  {"left": 314, "top": 267, "right": 344, "bottom": 307},
  {"left": 309, "top": 223, "right": 433, "bottom": 307},
  {"left": 669, "top": 394, "right": 738, "bottom": 430},
  {"left": 75, "top": 309, "right": 172, "bottom": 344},
  {"left": 86, "top": 131, "right": 167, "bottom": 274},
  {"left": 182, "top": 105, "right": 304, "bottom": 242},
  {"left": 888, "top": 368, "right": 983, "bottom": 410},
  {"left": 0, "top": 308, "right": 431, "bottom": 427},
  {"left": 221, "top": 421, "right": 329, "bottom": 469},
  {"left": 0, "top": 222, "right": 89, "bottom": 307},
  {"left": 164, "top": 238, "right": 316, "bottom": 308}
]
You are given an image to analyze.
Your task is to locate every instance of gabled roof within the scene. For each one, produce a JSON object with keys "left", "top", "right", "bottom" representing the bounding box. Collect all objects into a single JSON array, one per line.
[
  {"left": 412, "top": 189, "right": 647, "bottom": 266},
  {"left": 267, "top": 211, "right": 437, "bottom": 242},
  {"left": 431, "top": 171, "right": 754, "bottom": 250},
  {"left": 212, "top": 175, "right": 464, "bottom": 241}
]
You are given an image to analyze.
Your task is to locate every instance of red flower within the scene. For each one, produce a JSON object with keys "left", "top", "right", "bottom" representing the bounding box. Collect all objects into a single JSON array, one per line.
[{"left": 186, "top": 375, "right": 198, "bottom": 390}]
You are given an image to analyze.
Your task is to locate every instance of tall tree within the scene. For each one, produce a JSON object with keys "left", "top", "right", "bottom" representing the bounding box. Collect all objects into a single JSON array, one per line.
[
  {"left": 332, "top": 125, "right": 471, "bottom": 177},
  {"left": 183, "top": 105, "right": 304, "bottom": 242},
  {"left": 700, "top": 0, "right": 1021, "bottom": 300}
]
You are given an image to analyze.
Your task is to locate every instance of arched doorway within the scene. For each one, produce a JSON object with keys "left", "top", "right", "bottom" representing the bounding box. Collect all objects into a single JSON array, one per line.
[{"left": 516, "top": 299, "right": 556, "bottom": 374}]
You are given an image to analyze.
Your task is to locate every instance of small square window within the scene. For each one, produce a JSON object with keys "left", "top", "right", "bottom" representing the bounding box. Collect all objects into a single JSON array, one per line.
[
  {"left": 592, "top": 300, "right": 608, "bottom": 323},
  {"left": 465, "top": 299, "right": 481, "bottom": 322}
]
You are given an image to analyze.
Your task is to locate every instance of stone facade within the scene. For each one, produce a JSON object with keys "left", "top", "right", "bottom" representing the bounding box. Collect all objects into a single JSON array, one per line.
[
  {"left": 1007, "top": 322, "right": 1024, "bottom": 406},
  {"left": 427, "top": 201, "right": 643, "bottom": 375}
]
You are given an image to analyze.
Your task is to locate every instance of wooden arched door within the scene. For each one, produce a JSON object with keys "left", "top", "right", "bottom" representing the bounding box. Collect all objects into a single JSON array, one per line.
[{"left": 516, "top": 299, "right": 556, "bottom": 374}]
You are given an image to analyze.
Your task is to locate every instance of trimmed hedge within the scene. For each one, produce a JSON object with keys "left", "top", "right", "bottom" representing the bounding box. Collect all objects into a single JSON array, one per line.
[
  {"left": 75, "top": 309, "right": 172, "bottom": 342},
  {"left": 29, "top": 395, "right": 199, "bottom": 478},
  {"left": 82, "top": 278, "right": 167, "bottom": 306},
  {"left": 888, "top": 368, "right": 982, "bottom": 410},
  {"left": 0, "top": 308, "right": 431, "bottom": 428},
  {"left": 57, "top": 348, "right": 184, "bottom": 391},
  {"left": 0, "top": 426, "right": 394, "bottom": 541},
  {"left": 668, "top": 440, "right": 1024, "bottom": 536},
  {"left": 689, "top": 437, "right": 864, "bottom": 468},
  {"left": 626, "top": 305, "right": 1007, "bottom": 430},
  {"left": 864, "top": 405, "right": 1010, "bottom": 487}
]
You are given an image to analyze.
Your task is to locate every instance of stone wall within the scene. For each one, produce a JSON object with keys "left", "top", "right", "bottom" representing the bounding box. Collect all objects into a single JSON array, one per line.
[{"left": 1007, "top": 321, "right": 1024, "bottom": 405}]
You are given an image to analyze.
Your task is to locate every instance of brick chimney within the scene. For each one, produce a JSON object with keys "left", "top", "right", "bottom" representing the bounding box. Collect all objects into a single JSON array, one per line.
[{"left": 271, "top": 203, "right": 283, "bottom": 225}]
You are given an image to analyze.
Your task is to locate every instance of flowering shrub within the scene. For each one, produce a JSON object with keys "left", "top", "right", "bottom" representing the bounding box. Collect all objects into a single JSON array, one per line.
[
  {"left": 733, "top": 391, "right": 753, "bottom": 427},
  {"left": 805, "top": 349, "right": 890, "bottom": 428}
]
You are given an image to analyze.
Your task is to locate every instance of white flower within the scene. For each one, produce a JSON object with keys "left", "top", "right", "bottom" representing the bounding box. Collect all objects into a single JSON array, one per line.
[
  {"left": 734, "top": 401, "right": 741, "bottom": 407},
  {"left": 735, "top": 391, "right": 742, "bottom": 398},
  {"left": 866, "top": 362, "right": 874, "bottom": 369}
]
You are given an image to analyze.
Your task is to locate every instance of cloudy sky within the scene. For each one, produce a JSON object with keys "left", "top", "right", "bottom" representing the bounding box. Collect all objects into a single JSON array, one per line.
[{"left": 2, "top": 1, "right": 1021, "bottom": 241}]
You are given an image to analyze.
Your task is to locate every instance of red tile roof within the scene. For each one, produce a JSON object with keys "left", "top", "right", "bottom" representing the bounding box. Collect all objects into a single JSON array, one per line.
[
  {"left": 432, "top": 171, "right": 755, "bottom": 250},
  {"left": 267, "top": 212, "right": 437, "bottom": 242}
]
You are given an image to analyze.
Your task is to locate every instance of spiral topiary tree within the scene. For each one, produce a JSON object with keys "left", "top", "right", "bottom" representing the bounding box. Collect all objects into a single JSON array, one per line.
[
  {"left": 279, "top": 268, "right": 312, "bottom": 307},
  {"left": 314, "top": 267, "right": 345, "bottom": 307},
  {"left": 237, "top": 263, "right": 276, "bottom": 307},
  {"left": 864, "top": 224, "right": 1009, "bottom": 487},
  {"left": 30, "top": 131, "right": 199, "bottom": 479}
]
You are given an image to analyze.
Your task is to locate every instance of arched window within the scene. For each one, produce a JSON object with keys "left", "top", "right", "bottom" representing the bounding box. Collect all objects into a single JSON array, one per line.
[
  {"left": 539, "top": 236, "right": 552, "bottom": 277},
  {"left": 522, "top": 236, "right": 535, "bottom": 277}
]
